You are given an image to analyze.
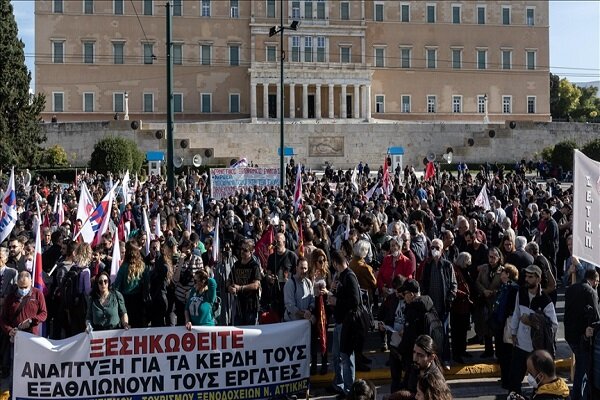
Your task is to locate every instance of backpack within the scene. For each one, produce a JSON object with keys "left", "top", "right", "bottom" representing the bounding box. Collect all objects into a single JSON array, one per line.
[
  {"left": 423, "top": 307, "right": 444, "bottom": 354},
  {"left": 61, "top": 268, "right": 84, "bottom": 309}
]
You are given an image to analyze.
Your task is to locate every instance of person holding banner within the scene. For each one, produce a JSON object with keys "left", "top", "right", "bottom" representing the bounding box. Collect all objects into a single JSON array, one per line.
[
  {"left": 185, "top": 269, "right": 217, "bottom": 328},
  {"left": 86, "top": 270, "right": 129, "bottom": 331}
]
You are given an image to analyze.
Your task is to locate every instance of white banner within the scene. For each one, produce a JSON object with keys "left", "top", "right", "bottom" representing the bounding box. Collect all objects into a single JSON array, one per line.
[
  {"left": 13, "top": 321, "right": 310, "bottom": 400},
  {"left": 210, "top": 168, "right": 280, "bottom": 200},
  {"left": 573, "top": 150, "right": 600, "bottom": 267}
]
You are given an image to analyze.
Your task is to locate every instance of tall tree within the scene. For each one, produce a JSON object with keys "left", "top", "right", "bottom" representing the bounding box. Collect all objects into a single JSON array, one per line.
[{"left": 0, "top": 0, "right": 46, "bottom": 167}]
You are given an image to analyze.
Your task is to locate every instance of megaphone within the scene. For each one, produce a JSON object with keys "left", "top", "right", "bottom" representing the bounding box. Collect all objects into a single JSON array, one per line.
[
  {"left": 427, "top": 152, "right": 436, "bottom": 162},
  {"left": 192, "top": 154, "right": 203, "bottom": 167},
  {"left": 173, "top": 156, "right": 184, "bottom": 168}
]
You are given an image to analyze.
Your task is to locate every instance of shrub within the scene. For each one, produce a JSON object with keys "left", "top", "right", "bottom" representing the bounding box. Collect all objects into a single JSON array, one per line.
[
  {"left": 582, "top": 138, "right": 600, "bottom": 162},
  {"left": 125, "top": 139, "right": 144, "bottom": 174},
  {"left": 42, "top": 145, "right": 69, "bottom": 167},
  {"left": 540, "top": 146, "right": 554, "bottom": 161},
  {"left": 90, "top": 137, "right": 135, "bottom": 174},
  {"left": 549, "top": 140, "right": 577, "bottom": 171}
]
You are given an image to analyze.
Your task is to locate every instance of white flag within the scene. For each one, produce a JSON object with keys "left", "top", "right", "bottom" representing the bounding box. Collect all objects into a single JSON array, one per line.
[
  {"left": 76, "top": 183, "right": 119, "bottom": 247},
  {"left": 212, "top": 217, "right": 220, "bottom": 263},
  {"left": 474, "top": 183, "right": 491, "bottom": 211},
  {"left": 154, "top": 213, "right": 162, "bottom": 238},
  {"left": 143, "top": 208, "right": 151, "bottom": 255},
  {"left": 109, "top": 230, "right": 121, "bottom": 283},
  {"left": 0, "top": 167, "right": 18, "bottom": 243},
  {"left": 121, "top": 170, "right": 131, "bottom": 206},
  {"left": 76, "top": 182, "right": 96, "bottom": 226},
  {"left": 351, "top": 167, "right": 359, "bottom": 192},
  {"left": 365, "top": 180, "right": 379, "bottom": 200}
]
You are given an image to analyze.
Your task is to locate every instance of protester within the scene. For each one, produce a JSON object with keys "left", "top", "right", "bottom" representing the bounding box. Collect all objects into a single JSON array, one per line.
[
  {"left": 310, "top": 248, "right": 331, "bottom": 375},
  {"left": 450, "top": 252, "right": 473, "bottom": 364},
  {"left": 113, "top": 241, "right": 149, "bottom": 328},
  {"left": 0, "top": 247, "right": 17, "bottom": 378},
  {"left": 509, "top": 350, "right": 571, "bottom": 400},
  {"left": 85, "top": 271, "right": 129, "bottom": 331},
  {"left": 228, "top": 239, "right": 261, "bottom": 326},
  {"left": 185, "top": 268, "right": 217, "bottom": 328}
]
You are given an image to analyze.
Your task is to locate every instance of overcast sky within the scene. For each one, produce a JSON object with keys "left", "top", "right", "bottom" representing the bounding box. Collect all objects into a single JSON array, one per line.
[{"left": 11, "top": 0, "right": 600, "bottom": 89}]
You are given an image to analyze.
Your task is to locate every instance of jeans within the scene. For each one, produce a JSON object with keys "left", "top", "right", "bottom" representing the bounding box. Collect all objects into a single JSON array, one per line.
[
  {"left": 332, "top": 323, "right": 355, "bottom": 394},
  {"left": 569, "top": 341, "right": 590, "bottom": 400}
]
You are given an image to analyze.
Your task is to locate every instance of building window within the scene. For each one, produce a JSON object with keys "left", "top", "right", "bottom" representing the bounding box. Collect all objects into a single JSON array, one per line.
[
  {"left": 144, "top": 43, "right": 154, "bottom": 64},
  {"left": 426, "top": 4, "right": 435, "bottom": 23},
  {"left": 83, "top": 42, "right": 94, "bottom": 64},
  {"left": 143, "top": 0, "right": 152, "bottom": 16},
  {"left": 340, "top": 46, "right": 351, "bottom": 63},
  {"left": 84, "top": 0, "right": 93, "bottom": 14},
  {"left": 477, "top": 50, "right": 487, "bottom": 70},
  {"left": 173, "top": 0, "right": 182, "bottom": 16},
  {"left": 113, "top": 42, "right": 124, "bottom": 64},
  {"left": 229, "top": 94, "right": 240, "bottom": 113},
  {"left": 83, "top": 93, "right": 94, "bottom": 112},
  {"left": 375, "top": 3, "right": 384, "bottom": 21},
  {"left": 266, "top": 45, "right": 277, "bottom": 62},
  {"left": 201, "top": 45, "right": 211, "bottom": 65},
  {"left": 340, "top": 2, "right": 349, "bottom": 20},
  {"left": 230, "top": 45, "right": 240, "bottom": 66},
  {"left": 502, "top": 96, "right": 512, "bottom": 113},
  {"left": 230, "top": 0, "right": 239, "bottom": 18},
  {"left": 452, "top": 49, "right": 461, "bottom": 69},
  {"left": 401, "top": 4, "right": 409, "bottom": 22},
  {"left": 304, "top": 1, "right": 313, "bottom": 19},
  {"left": 292, "top": 1, "right": 300, "bottom": 19},
  {"left": 53, "top": 92, "right": 64, "bottom": 113},
  {"left": 374, "top": 48, "right": 385, "bottom": 67},
  {"left": 173, "top": 44, "right": 183, "bottom": 65},
  {"left": 304, "top": 37, "right": 313, "bottom": 62},
  {"left": 291, "top": 36, "right": 300, "bottom": 62},
  {"left": 527, "top": 96, "right": 536, "bottom": 114},
  {"left": 114, "top": 0, "right": 124, "bottom": 15},
  {"left": 201, "top": 93, "right": 211, "bottom": 113},
  {"left": 267, "top": 0, "right": 276, "bottom": 18},
  {"left": 526, "top": 7, "right": 535, "bottom": 26},
  {"left": 452, "top": 95, "right": 462, "bottom": 113},
  {"left": 477, "top": 6, "right": 485, "bottom": 24},
  {"left": 401, "top": 95, "right": 411, "bottom": 113},
  {"left": 52, "top": 41, "right": 64, "bottom": 64},
  {"left": 401, "top": 48, "right": 411, "bottom": 68},
  {"left": 143, "top": 93, "right": 154, "bottom": 112},
  {"left": 316, "top": 0, "right": 326, "bottom": 19},
  {"left": 375, "top": 95, "right": 385, "bottom": 113},
  {"left": 526, "top": 51, "right": 536, "bottom": 70},
  {"left": 426, "top": 48, "right": 436, "bottom": 69},
  {"left": 502, "top": 50, "right": 511, "bottom": 70},
  {"left": 114, "top": 93, "right": 124, "bottom": 113},
  {"left": 452, "top": 5, "right": 461, "bottom": 24},
  {"left": 502, "top": 6, "right": 511, "bottom": 25},
  {"left": 201, "top": 0, "right": 210, "bottom": 17},
  {"left": 316, "top": 37, "right": 326, "bottom": 62},
  {"left": 427, "top": 95, "right": 436, "bottom": 113},
  {"left": 53, "top": 0, "right": 63, "bottom": 13},
  {"left": 477, "top": 95, "right": 486, "bottom": 113},
  {"left": 174, "top": 93, "right": 183, "bottom": 113}
]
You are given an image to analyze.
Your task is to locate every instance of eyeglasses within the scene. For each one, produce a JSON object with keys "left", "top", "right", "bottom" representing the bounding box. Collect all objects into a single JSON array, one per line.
[{"left": 98, "top": 279, "right": 109, "bottom": 285}]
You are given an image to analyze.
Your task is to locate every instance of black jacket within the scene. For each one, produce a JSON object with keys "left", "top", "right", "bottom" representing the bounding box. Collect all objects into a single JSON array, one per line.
[
  {"left": 399, "top": 295, "right": 435, "bottom": 358},
  {"left": 564, "top": 281, "right": 600, "bottom": 345}
]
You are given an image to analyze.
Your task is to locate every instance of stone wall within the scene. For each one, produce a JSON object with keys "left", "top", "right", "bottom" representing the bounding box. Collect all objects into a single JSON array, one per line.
[{"left": 42, "top": 119, "right": 600, "bottom": 169}]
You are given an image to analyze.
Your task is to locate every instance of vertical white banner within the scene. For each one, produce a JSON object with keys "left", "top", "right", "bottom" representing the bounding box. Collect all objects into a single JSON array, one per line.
[{"left": 573, "top": 150, "right": 600, "bottom": 267}]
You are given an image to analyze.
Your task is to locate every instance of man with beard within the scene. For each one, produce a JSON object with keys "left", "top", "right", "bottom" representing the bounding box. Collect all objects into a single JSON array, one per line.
[{"left": 228, "top": 239, "right": 261, "bottom": 326}]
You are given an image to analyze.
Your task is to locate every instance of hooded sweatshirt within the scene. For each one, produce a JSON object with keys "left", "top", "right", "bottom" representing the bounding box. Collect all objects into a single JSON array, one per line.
[{"left": 533, "top": 378, "right": 571, "bottom": 400}]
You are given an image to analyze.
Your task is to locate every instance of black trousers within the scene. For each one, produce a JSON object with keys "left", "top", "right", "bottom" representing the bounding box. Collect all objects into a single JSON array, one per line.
[
  {"left": 451, "top": 311, "right": 470, "bottom": 358},
  {"left": 509, "top": 346, "right": 530, "bottom": 394}
]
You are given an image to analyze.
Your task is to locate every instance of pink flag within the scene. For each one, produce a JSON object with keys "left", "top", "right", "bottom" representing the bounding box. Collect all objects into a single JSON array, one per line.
[
  {"left": 382, "top": 156, "right": 392, "bottom": 197},
  {"left": 0, "top": 167, "right": 18, "bottom": 243}
]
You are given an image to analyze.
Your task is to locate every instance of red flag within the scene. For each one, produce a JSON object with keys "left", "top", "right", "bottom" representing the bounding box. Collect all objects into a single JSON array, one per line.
[
  {"left": 425, "top": 161, "right": 436, "bottom": 180},
  {"left": 382, "top": 155, "right": 392, "bottom": 196},
  {"left": 255, "top": 225, "right": 274, "bottom": 269},
  {"left": 32, "top": 218, "right": 47, "bottom": 295}
]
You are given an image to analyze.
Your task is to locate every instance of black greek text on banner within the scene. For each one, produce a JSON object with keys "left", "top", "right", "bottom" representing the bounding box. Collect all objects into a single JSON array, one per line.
[{"left": 13, "top": 320, "right": 311, "bottom": 400}]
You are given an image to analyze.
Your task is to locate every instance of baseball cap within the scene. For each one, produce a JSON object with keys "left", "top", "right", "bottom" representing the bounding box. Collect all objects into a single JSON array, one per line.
[{"left": 524, "top": 265, "right": 542, "bottom": 278}]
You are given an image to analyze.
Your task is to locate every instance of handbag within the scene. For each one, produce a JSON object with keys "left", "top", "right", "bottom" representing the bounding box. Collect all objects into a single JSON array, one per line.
[{"left": 356, "top": 289, "right": 375, "bottom": 333}]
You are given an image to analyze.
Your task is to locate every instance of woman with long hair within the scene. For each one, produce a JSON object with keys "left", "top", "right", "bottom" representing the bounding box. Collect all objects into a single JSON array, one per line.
[
  {"left": 149, "top": 243, "right": 176, "bottom": 327},
  {"left": 415, "top": 372, "right": 452, "bottom": 400},
  {"left": 309, "top": 248, "right": 331, "bottom": 375},
  {"left": 69, "top": 242, "right": 93, "bottom": 333},
  {"left": 86, "top": 271, "right": 129, "bottom": 331},
  {"left": 185, "top": 269, "right": 217, "bottom": 328},
  {"left": 114, "top": 241, "right": 148, "bottom": 328}
]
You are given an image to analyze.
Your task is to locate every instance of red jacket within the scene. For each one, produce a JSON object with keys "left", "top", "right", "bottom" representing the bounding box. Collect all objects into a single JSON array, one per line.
[
  {"left": 0, "top": 287, "right": 47, "bottom": 336},
  {"left": 377, "top": 254, "right": 414, "bottom": 293}
]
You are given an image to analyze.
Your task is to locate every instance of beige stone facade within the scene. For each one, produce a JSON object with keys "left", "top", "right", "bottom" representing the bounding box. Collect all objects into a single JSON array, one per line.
[{"left": 35, "top": 0, "right": 550, "bottom": 123}]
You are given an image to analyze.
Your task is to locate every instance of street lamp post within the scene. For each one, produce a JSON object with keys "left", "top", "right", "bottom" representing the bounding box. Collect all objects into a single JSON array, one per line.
[{"left": 270, "top": 3, "right": 298, "bottom": 189}]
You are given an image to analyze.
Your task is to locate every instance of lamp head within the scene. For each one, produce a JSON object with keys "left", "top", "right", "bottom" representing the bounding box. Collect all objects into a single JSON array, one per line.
[
  {"left": 290, "top": 20, "right": 299, "bottom": 30},
  {"left": 269, "top": 26, "right": 278, "bottom": 37}
]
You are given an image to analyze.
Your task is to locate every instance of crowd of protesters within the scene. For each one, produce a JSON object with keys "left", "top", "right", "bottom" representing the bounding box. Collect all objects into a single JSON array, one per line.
[{"left": 0, "top": 158, "right": 598, "bottom": 400}]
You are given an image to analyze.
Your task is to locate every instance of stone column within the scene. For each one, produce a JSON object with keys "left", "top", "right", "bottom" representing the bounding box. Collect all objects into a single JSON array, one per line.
[
  {"left": 315, "top": 84, "right": 322, "bottom": 119},
  {"left": 250, "top": 82, "right": 257, "bottom": 121},
  {"left": 276, "top": 82, "right": 281, "bottom": 119},
  {"left": 328, "top": 84, "right": 335, "bottom": 118},
  {"left": 341, "top": 84, "right": 347, "bottom": 119},
  {"left": 289, "top": 84, "right": 295, "bottom": 118},
  {"left": 302, "top": 83, "right": 309, "bottom": 119},
  {"left": 263, "top": 83, "right": 269, "bottom": 119},
  {"left": 353, "top": 85, "right": 360, "bottom": 119},
  {"left": 365, "top": 84, "right": 372, "bottom": 121}
]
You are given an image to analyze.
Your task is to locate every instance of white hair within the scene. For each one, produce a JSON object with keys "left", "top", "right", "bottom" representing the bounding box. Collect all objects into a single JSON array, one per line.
[{"left": 515, "top": 236, "right": 527, "bottom": 250}]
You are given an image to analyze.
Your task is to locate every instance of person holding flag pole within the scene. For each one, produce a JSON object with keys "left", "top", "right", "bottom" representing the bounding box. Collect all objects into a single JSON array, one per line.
[{"left": 0, "top": 167, "right": 18, "bottom": 244}]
